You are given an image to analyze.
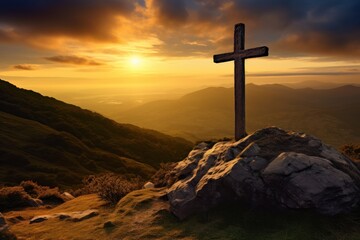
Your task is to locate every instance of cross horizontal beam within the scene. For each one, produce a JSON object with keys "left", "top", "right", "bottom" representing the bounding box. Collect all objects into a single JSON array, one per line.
[{"left": 213, "top": 46, "right": 268, "bottom": 63}]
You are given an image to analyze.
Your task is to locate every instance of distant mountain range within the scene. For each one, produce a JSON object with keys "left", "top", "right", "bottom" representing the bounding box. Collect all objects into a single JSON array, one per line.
[
  {"left": 0, "top": 80, "right": 193, "bottom": 188},
  {"left": 281, "top": 80, "right": 360, "bottom": 89},
  {"left": 115, "top": 84, "right": 360, "bottom": 147}
]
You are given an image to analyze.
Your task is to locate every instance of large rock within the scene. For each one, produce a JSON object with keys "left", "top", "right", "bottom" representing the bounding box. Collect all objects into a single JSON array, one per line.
[{"left": 167, "top": 127, "right": 360, "bottom": 219}]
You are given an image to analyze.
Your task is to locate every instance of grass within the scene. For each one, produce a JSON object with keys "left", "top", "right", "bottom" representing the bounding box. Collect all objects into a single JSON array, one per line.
[{"left": 5, "top": 188, "right": 359, "bottom": 240}]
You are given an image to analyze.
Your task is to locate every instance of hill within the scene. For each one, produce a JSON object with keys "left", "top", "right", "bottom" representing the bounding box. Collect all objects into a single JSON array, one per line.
[
  {"left": 115, "top": 84, "right": 360, "bottom": 146},
  {"left": 0, "top": 80, "right": 193, "bottom": 188}
]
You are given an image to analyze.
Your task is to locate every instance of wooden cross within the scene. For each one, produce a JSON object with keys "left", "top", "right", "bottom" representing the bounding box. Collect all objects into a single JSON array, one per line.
[{"left": 213, "top": 23, "right": 269, "bottom": 140}]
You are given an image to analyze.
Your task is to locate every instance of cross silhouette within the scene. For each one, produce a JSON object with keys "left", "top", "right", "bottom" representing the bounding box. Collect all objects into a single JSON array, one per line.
[{"left": 213, "top": 23, "right": 269, "bottom": 140}]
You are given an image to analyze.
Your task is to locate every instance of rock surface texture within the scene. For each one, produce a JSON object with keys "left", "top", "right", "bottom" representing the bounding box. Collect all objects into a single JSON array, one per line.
[{"left": 167, "top": 127, "right": 360, "bottom": 219}]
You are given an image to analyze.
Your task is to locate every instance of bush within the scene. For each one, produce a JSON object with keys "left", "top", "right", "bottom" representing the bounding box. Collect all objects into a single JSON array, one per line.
[
  {"left": 0, "top": 186, "right": 33, "bottom": 211},
  {"left": 0, "top": 230, "right": 17, "bottom": 240},
  {"left": 20, "top": 180, "right": 66, "bottom": 204},
  {"left": 76, "top": 173, "right": 144, "bottom": 204},
  {"left": 340, "top": 144, "right": 360, "bottom": 161},
  {"left": 150, "top": 162, "right": 177, "bottom": 187},
  {"left": 340, "top": 144, "right": 360, "bottom": 169},
  {"left": 0, "top": 181, "right": 68, "bottom": 211},
  {"left": 20, "top": 180, "right": 40, "bottom": 198}
]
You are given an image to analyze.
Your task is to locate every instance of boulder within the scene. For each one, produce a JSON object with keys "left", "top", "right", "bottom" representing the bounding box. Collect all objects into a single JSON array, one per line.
[{"left": 167, "top": 127, "right": 360, "bottom": 219}]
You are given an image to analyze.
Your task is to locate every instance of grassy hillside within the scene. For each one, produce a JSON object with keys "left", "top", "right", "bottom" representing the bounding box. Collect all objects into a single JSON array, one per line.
[
  {"left": 115, "top": 84, "right": 360, "bottom": 146},
  {"left": 5, "top": 189, "right": 360, "bottom": 240},
  {"left": 0, "top": 79, "right": 193, "bottom": 188}
]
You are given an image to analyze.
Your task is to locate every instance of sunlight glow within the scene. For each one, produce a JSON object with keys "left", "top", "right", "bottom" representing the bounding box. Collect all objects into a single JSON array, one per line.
[{"left": 130, "top": 57, "right": 141, "bottom": 66}]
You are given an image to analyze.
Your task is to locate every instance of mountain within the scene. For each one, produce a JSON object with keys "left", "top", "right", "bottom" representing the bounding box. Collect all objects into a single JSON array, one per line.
[
  {"left": 0, "top": 80, "right": 193, "bottom": 188},
  {"left": 115, "top": 84, "right": 360, "bottom": 146},
  {"left": 281, "top": 80, "right": 360, "bottom": 89}
]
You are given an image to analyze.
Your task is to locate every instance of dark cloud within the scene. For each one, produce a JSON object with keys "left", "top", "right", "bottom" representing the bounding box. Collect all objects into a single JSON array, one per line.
[
  {"left": 150, "top": 0, "right": 360, "bottom": 58},
  {"left": 45, "top": 55, "right": 103, "bottom": 66},
  {"left": 12, "top": 64, "right": 38, "bottom": 70},
  {"left": 0, "top": 0, "right": 139, "bottom": 41},
  {"left": 151, "top": 0, "right": 189, "bottom": 26},
  {"left": 0, "top": 29, "right": 16, "bottom": 43}
]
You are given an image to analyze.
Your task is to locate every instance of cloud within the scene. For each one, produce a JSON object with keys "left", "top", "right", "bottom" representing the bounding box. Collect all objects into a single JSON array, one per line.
[
  {"left": 0, "top": 0, "right": 359, "bottom": 59},
  {"left": 150, "top": 0, "right": 189, "bottom": 27},
  {"left": 0, "top": 0, "right": 140, "bottom": 42},
  {"left": 12, "top": 64, "right": 38, "bottom": 70},
  {"left": 45, "top": 55, "right": 103, "bottom": 66},
  {"left": 147, "top": 0, "right": 360, "bottom": 58}
]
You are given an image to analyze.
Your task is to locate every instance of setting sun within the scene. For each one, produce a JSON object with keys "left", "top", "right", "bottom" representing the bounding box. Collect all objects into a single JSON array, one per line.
[{"left": 130, "top": 56, "right": 141, "bottom": 66}]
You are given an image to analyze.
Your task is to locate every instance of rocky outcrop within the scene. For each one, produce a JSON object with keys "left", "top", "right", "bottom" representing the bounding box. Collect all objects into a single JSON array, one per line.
[
  {"left": 167, "top": 127, "right": 360, "bottom": 219},
  {"left": 30, "top": 209, "right": 99, "bottom": 224}
]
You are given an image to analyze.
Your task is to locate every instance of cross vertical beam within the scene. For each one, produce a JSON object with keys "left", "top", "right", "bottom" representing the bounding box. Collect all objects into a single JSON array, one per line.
[
  {"left": 234, "top": 23, "right": 245, "bottom": 140},
  {"left": 213, "top": 23, "right": 269, "bottom": 141}
]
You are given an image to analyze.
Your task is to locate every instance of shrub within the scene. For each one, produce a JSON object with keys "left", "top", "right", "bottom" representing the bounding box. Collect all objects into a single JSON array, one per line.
[
  {"left": 36, "top": 187, "right": 66, "bottom": 204},
  {"left": 77, "top": 173, "right": 144, "bottom": 204},
  {"left": 340, "top": 144, "right": 360, "bottom": 161},
  {"left": 0, "top": 230, "right": 17, "bottom": 240},
  {"left": 150, "top": 162, "right": 177, "bottom": 187},
  {"left": 20, "top": 180, "right": 66, "bottom": 205},
  {"left": 340, "top": 144, "right": 360, "bottom": 169},
  {"left": 20, "top": 180, "right": 40, "bottom": 198},
  {"left": 0, "top": 186, "right": 33, "bottom": 211}
]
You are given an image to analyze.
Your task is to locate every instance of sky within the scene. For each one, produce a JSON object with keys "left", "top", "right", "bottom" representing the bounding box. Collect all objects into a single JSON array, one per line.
[{"left": 0, "top": 0, "right": 359, "bottom": 96}]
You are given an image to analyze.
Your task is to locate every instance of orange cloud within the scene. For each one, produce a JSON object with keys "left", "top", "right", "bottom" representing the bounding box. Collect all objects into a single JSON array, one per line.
[
  {"left": 45, "top": 55, "right": 104, "bottom": 66},
  {"left": 13, "top": 64, "right": 38, "bottom": 70}
]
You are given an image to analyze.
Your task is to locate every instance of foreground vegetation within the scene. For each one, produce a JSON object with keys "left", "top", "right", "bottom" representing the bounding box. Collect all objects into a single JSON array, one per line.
[
  {"left": 3, "top": 188, "right": 359, "bottom": 240},
  {"left": 0, "top": 181, "right": 68, "bottom": 211},
  {"left": 1, "top": 147, "right": 359, "bottom": 239}
]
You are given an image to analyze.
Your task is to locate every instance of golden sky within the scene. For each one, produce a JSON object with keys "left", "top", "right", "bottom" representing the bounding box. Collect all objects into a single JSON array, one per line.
[{"left": 0, "top": 0, "right": 359, "bottom": 95}]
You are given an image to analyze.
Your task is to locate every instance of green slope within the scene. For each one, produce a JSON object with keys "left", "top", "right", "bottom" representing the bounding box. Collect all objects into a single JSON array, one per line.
[
  {"left": 0, "top": 80, "right": 193, "bottom": 188},
  {"left": 115, "top": 84, "right": 360, "bottom": 146}
]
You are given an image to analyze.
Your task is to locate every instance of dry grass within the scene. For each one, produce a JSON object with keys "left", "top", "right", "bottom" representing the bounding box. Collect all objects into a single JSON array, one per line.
[{"left": 4, "top": 188, "right": 360, "bottom": 240}]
